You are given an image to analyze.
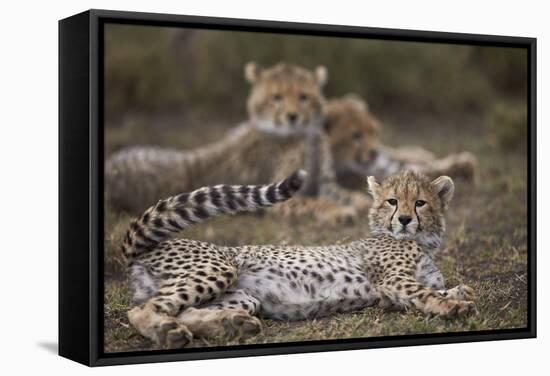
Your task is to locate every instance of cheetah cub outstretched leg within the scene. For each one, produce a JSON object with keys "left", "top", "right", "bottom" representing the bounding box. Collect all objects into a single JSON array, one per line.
[{"left": 379, "top": 275, "right": 476, "bottom": 318}]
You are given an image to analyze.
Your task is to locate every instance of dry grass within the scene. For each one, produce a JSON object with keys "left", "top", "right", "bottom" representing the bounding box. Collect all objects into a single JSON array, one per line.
[{"left": 103, "top": 103, "right": 528, "bottom": 353}]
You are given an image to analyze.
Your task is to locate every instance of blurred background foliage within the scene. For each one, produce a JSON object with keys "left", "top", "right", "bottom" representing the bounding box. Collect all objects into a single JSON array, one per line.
[{"left": 104, "top": 24, "right": 528, "bottom": 151}]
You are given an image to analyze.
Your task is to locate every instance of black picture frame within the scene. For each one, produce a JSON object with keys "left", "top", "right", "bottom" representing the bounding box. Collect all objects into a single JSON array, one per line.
[{"left": 59, "top": 8, "right": 537, "bottom": 367}]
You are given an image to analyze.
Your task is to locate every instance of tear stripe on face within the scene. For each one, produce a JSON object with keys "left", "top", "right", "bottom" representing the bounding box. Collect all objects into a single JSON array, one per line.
[
  {"left": 388, "top": 201, "right": 398, "bottom": 233},
  {"left": 414, "top": 204, "right": 422, "bottom": 232}
]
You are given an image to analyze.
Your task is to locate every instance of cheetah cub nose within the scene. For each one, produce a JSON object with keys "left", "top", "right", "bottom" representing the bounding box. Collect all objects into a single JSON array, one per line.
[
  {"left": 398, "top": 215, "right": 412, "bottom": 226},
  {"left": 287, "top": 112, "right": 298, "bottom": 124}
]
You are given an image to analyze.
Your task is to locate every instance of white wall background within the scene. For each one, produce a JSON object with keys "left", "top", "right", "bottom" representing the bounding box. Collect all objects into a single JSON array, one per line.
[{"left": 0, "top": 0, "right": 546, "bottom": 374}]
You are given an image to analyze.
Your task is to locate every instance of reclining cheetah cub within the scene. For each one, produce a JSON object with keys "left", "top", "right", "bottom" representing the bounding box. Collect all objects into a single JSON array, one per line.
[
  {"left": 123, "top": 170, "right": 475, "bottom": 348},
  {"left": 106, "top": 62, "right": 369, "bottom": 223},
  {"left": 324, "top": 94, "right": 479, "bottom": 186}
]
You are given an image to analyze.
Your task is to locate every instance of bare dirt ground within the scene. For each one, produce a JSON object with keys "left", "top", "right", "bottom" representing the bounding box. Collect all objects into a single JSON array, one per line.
[{"left": 103, "top": 109, "right": 528, "bottom": 353}]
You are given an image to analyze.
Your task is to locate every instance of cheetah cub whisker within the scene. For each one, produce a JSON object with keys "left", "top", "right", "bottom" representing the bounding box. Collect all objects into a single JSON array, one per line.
[{"left": 122, "top": 169, "right": 475, "bottom": 348}]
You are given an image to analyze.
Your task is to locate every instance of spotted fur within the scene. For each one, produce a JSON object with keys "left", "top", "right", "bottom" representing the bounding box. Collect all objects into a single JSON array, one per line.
[
  {"left": 106, "top": 63, "right": 370, "bottom": 222},
  {"left": 124, "top": 170, "right": 475, "bottom": 349}
]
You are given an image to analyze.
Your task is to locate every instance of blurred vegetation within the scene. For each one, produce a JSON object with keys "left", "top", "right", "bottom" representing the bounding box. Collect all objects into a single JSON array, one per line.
[
  {"left": 105, "top": 25, "right": 185, "bottom": 116},
  {"left": 105, "top": 24, "right": 527, "bottom": 126},
  {"left": 472, "top": 47, "right": 528, "bottom": 95},
  {"left": 489, "top": 102, "right": 528, "bottom": 151}
]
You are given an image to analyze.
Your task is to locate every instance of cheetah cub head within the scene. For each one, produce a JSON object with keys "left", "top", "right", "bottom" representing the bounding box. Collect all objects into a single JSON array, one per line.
[
  {"left": 324, "top": 94, "right": 381, "bottom": 176},
  {"left": 245, "top": 62, "right": 327, "bottom": 137},
  {"left": 367, "top": 170, "right": 454, "bottom": 250}
]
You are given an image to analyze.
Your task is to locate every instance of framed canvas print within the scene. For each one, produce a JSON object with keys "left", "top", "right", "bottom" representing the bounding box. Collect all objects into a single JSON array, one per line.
[{"left": 59, "top": 9, "right": 536, "bottom": 366}]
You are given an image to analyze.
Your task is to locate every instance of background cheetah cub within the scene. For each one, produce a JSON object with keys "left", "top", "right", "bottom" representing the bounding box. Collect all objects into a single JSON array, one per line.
[
  {"left": 122, "top": 170, "right": 475, "bottom": 349},
  {"left": 106, "top": 62, "right": 369, "bottom": 224}
]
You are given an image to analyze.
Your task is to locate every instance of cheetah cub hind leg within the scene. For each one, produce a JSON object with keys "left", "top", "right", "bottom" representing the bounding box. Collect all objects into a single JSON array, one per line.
[
  {"left": 178, "top": 290, "right": 262, "bottom": 340},
  {"left": 127, "top": 265, "right": 195, "bottom": 349},
  {"left": 178, "top": 308, "right": 262, "bottom": 340}
]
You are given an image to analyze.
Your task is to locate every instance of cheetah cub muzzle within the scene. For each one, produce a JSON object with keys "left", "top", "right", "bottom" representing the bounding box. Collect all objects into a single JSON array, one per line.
[{"left": 121, "top": 169, "right": 475, "bottom": 349}]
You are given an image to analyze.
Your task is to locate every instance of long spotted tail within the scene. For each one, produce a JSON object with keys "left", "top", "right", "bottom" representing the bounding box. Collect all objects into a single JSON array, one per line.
[{"left": 121, "top": 170, "right": 307, "bottom": 259}]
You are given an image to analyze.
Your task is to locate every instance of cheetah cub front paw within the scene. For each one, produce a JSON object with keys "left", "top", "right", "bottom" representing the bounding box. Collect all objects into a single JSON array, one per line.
[
  {"left": 439, "top": 299, "right": 477, "bottom": 318},
  {"left": 445, "top": 284, "right": 475, "bottom": 301}
]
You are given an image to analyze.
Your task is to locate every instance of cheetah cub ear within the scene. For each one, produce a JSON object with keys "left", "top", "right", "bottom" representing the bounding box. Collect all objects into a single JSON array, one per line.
[
  {"left": 245, "top": 62, "right": 262, "bottom": 84},
  {"left": 315, "top": 65, "right": 328, "bottom": 87},
  {"left": 367, "top": 176, "right": 381, "bottom": 198},
  {"left": 431, "top": 176, "right": 455, "bottom": 210},
  {"left": 343, "top": 93, "right": 369, "bottom": 113}
]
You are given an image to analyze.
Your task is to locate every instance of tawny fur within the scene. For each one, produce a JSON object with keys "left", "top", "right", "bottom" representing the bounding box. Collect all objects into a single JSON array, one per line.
[
  {"left": 106, "top": 63, "right": 370, "bottom": 223},
  {"left": 324, "top": 94, "right": 479, "bottom": 187},
  {"left": 123, "top": 170, "right": 476, "bottom": 349}
]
